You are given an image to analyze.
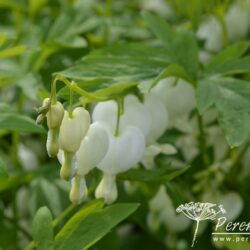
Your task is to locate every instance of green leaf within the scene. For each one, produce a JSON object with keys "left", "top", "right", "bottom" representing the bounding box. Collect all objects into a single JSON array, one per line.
[
  {"left": 197, "top": 76, "right": 250, "bottom": 147},
  {"left": 58, "top": 44, "right": 170, "bottom": 96},
  {"left": 205, "top": 56, "right": 250, "bottom": 76},
  {"left": 30, "top": 178, "right": 62, "bottom": 217},
  {"left": 0, "top": 45, "right": 26, "bottom": 58},
  {"left": 29, "top": 0, "right": 48, "bottom": 17},
  {"left": 0, "top": 110, "right": 44, "bottom": 134},
  {"left": 205, "top": 41, "right": 250, "bottom": 73},
  {"left": 0, "top": 158, "right": 8, "bottom": 178},
  {"left": 143, "top": 12, "right": 199, "bottom": 77},
  {"left": 33, "top": 206, "right": 54, "bottom": 250},
  {"left": 150, "top": 64, "right": 195, "bottom": 89},
  {"left": 118, "top": 166, "right": 189, "bottom": 182},
  {"left": 54, "top": 202, "right": 139, "bottom": 250}
]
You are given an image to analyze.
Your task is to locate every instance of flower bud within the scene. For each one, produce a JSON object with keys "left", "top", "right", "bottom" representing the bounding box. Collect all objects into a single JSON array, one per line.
[
  {"left": 59, "top": 107, "right": 90, "bottom": 153},
  {"left": 76, "top": 122, "right": 109, "bottom": 176},
  {"left": 95, "top": 174, "right": 117, "bottom": 204},
  {"left": 47, "top": 101, "right": 64, "bottom": 129}
]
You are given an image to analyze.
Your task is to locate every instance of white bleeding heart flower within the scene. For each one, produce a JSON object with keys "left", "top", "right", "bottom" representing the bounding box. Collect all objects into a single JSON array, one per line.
[
  {"left": 97, "top": 126, "right": 145, "bottom": 175},
  {"left": 44, "top": 98, "right": 64, "bottom": 157},
  {"left": 225, "top": 1, "right": 250, "bottom": 42},
  {"left": 76, "top": 122, "right": 109, "bottom": 176},
  {"left": 95, "top": 125, "right": 145, "bottom": 203},
  {"left": 59, "top": 107, "right": 90, "bottom": 153},
  {"left": 59, "top": 107, "right": 90, "bottom": 180},
  {"left": 196, "top": 15, "right": 223, "bottom": 52},
  {"left": 92, "top": 95, "right": 151, "bottom": 137},
  {"left": 68, "top": 122, "right": 109, "bottom": 204},
  {"left": 144, "top": 93, "right": 168, "bottom": 145},
  {"left": 151, "top": 78, "right": 196, "bottom": 130}
]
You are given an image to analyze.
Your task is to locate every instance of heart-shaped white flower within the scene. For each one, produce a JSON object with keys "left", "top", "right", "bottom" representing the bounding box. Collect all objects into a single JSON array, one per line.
[
  {"left": 98, "top": 126, "right": 145, "bottom": 175},
  {"left": 59, "top": 107, "right": 90, "bottom": 153},
  {"left": 76, "top": 121, "right": 109, "bottom": 176},
  {"left": 92, "top": 95, "right": 151, "bottom": 137},
  {"left": 59, "top": 107, "right": 90, "bottom": 180},
  {"left": 95, "top": 125, "right": 145, "bottom": 204}
]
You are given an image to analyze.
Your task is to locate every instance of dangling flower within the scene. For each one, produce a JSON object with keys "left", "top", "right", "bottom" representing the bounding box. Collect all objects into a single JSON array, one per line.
[
  {"left": 45, "top": 99, "right": 64, "bottom": 157},
  {"left": 59, "top": 107, "right": 90, "bottom": 180},
  {"left": 95, "top": 125, "right": 145, "bottom": 204},
  {"left": 69, "top": 122, "right": 109, "bottom": 204},
  {"left": 92, "top": 94, "right": 151, "bottom": 137}
]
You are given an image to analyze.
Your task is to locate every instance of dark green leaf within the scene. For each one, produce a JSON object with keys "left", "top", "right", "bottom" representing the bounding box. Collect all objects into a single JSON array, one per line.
[
  {"left": 0, "top": 158, "right": 8, "bottom": 178},
  {"left": 33, "top": 206, "right": 54, "bottom": 250},
  {"left": 0, "top": 112, "right": 44, "bottom": 133},
  {"left": 118, "top": 166, "right": 189, "bottom": 182},
  {"left": 143, "top": 12, "right": 199, "bottom": 77},
  {"left": 205, "top": 41, "right": 250, "bottom": 73},
  {"left": 58, "top": 44, "right": 170, "bottom": 96},
  {"left": 197, "top": 76, "right": 250, "bottom": 147},
  {"left": 54, "top": 202, "right": 139, "bottom": 250}
]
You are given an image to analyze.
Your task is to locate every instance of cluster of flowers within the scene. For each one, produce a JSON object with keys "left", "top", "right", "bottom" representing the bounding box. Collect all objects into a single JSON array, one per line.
[{"left": 38, "top": 89, "right": 170, "bottom": 204}]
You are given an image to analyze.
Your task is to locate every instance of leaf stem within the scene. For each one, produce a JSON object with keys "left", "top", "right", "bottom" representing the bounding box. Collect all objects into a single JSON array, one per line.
[
  {"left": 197, "top": 114, "right": 210, "bottom": 167},
  {"left": 54, "top": 75, "right": 108, "bottom": 102}
]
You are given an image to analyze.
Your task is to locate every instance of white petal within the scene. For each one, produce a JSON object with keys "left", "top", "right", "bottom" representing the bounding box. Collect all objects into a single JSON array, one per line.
[
  {"left": 59, "top": 107, "right": 90, "bottom": 153},
  {"left": 98, "top": 126, "right": 145, "bottom": 175},
  {"left": 92, "top": 101, "right": 117, "bottom": 131},
  {"left": 144, "top": 93, "right": 168, "bottom": 144},
  {"left": 92, "top": 95, "right": 151, "bottom": 136},
  {"left": 76, "top": 122, "right": 109, "bottom": 176},
  {"left": 95, "top": 174, "right": 117, "bottom": 204},
  {"left": 120, "top": 95, "right": 151, "bottom": 137}
]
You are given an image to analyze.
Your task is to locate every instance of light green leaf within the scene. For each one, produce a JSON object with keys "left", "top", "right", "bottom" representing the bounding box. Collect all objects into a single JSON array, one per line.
[
  {"left": 0, "top": 158, "right": 8, "bottom": 178},
  {"left": 54, "top": 202, "right": 139, "bottom": 250},
  {"left": 197, "top": 76, "right": 250, "bottom": 147},
  {"left": 143, "top": 12, "right": 199, "bottom": 77},
  {"left": 118, "top": 166, "right": 189, "bottom": 183},
  {"left": 0, "top": 45, "right": 26, "bottom": 58},
  {"left": 16, "top": 73, "right": 41, "bottom": 100},
  {"left": 33, "top": 206, "right": 54, "bottom": 250},
  {"left": 0, "top": 112, "right": 44, "bottom": 133},
  {"left": 29, "top": 0, "right": 48, "bottom": 17}
]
